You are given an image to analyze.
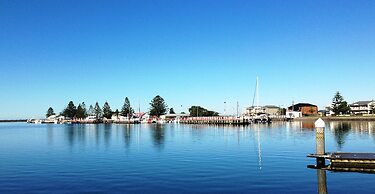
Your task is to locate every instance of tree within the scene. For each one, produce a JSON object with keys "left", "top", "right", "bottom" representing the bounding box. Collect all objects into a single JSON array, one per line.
[
  {"left": 62, "top": 101, "right": 77, "bottom": 118},
  {"left": 331, "top": 92, "right": 350, "bottom": 115},
  {"left": 149, "top": 95, "right": 167, "bottom": 117},
  {"left": 87, "top": 105, "right": 94, "bottom": 116},
  {"left": 76, "top": 102, "right": 87, "bottom": 119},
  {"left": 370, "top": 101, "right": 375, "bottom": 114},
  {"left": 279, "top": 108, "right": 286, "bottom": 115},
  {"left": 46, "top": 107, "right": 55, "bottom": 118},
  {"left": 114, "top": 109, "right": 120, "bottom": 116},
  {"left": 93, "top": 102, "right": 102, "bottom": 119},
  {"left": 121, "top": 97, "right": 134, "bottom": 117},
  {"left": 102, "top": 101, "right": 113, "bottom": 119},
  {"left": 169, "top": 108, "right": 176, "bottom": 114},
  {"left": 188, "top": 106, "right": 219, "bottom": 117}
]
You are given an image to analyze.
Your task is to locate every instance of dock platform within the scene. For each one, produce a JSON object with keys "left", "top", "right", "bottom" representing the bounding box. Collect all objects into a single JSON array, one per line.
[{"left": 307, "top": 152, "right": 375, "bottom": 168}]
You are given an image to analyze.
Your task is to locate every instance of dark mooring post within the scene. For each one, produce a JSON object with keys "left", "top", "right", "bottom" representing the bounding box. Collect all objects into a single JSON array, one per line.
[{"left": 315, "top": 118, "right": 326, "bottom": 167}]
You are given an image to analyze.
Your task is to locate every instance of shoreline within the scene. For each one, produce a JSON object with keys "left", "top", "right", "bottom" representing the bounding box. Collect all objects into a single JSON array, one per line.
[
  {"left": 294, "top": 116, "right": 375, "bottom": 122},
  {"left": 0, "top": 119, "right": 27, "bottom": 123},
  {"left": 3, "top": 117, "right": 375, "bottom": 123}
]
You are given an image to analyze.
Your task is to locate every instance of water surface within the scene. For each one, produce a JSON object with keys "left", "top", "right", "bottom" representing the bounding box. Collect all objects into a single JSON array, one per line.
[{"left": 0, "top": 121, "right": 374, "bottom": 193}]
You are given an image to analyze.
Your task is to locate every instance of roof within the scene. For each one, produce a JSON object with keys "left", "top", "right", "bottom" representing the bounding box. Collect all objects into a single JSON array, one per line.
[
  {"left": 263, "top": 105, "right": 279, "bottom": 109},
  {"left": 288, "top": 103, "right": 317, "bottom": 108},
  {"left": 247, "top": 105, "right": 279, "bottom": 109},
  {"left": 288, "top": 103, "right": 317, "bottom": 111},
  {"left": 350, "top": 101, "right": 374, "bottom": 106}
]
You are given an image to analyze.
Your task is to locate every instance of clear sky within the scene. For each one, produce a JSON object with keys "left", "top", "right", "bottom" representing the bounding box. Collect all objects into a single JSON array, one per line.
[{"left": 1, "top": 0, "right": 374, "bottom": 119}]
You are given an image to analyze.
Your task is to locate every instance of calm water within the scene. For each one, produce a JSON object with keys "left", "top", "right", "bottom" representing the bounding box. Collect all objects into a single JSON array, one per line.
[{"left": 0, "top": 122, "right": 375, "bottom": 193}]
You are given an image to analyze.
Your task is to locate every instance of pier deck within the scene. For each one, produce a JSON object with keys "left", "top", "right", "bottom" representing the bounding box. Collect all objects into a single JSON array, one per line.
[{"left": 308, "top": 152, "right": 375, "bottom": 168}]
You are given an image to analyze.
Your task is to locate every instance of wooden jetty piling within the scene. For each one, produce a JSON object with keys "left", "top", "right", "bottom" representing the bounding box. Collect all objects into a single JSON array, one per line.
[{"left": 315, "top": 118, "right": 326, "bottom": 167}]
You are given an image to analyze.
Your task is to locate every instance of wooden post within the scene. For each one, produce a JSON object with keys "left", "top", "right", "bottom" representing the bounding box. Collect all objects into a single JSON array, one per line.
[{"left": 315, "top": 118, "right": 326, "bottom": 167}]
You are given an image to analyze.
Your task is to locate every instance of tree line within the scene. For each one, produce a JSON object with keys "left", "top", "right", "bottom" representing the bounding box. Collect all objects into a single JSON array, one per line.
[{"left": 46, "top": 95, "right": 170, "bottom": 119}]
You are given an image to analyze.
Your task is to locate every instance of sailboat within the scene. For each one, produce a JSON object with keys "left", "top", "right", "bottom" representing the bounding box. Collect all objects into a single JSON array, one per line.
[{"left": 251, "top": 77, "right": 271, "bottom": 123}]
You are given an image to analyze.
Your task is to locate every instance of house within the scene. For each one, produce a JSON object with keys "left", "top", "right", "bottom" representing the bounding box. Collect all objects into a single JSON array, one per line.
[
  {"left": 285, "top": 110, "right": 302, "bottom": 118},
  {"left": 246, "top": 105, "right": 281, "bottom": 116},
  {"left": 318, "top": 110, "right": 329, "bottom": 117},
  {"left": 288, "top": 103, "right": 318, "bottom": 116},
  {"left": 350, "top": 100, "right": 375, "bottom": 115}
]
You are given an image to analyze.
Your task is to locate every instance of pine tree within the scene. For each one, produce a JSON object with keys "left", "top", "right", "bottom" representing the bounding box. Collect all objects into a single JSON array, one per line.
[
  {"left": 88, "top": 105, "right": 94, "bottom": 116},
  {"left": 62, "top": 101, "right": 77, "bottom": 118},
  {"left": 121, "top": 97, "right": 134, "bottom": 117},
  {"left": 149, "top": 95, "right": 167, "bottom": 117},
  {"left": 94, "top": 102, "right": 102, "bottom": 119},
  {"left": 331, "top": 91, "right": 350, "bottom": 115},
  {"left": 76, "top": 102, "right": 87, "bottom": 119},
  {"left": 169, "top": 108, "right": 175, "bottom": 114},
  {"left": 46, "top": 107, "right": 55, "bottom": 118},
  {"left": 102, "top": 101, "right": 113, "bottom": 119},
  {"left": 114, "top": 109, "right": 120, "bottom": 116}
]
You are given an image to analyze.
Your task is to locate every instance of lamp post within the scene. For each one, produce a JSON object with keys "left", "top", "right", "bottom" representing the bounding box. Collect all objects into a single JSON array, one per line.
[{"left": 224, "top": 102, "right": 227, "bottom": 115}]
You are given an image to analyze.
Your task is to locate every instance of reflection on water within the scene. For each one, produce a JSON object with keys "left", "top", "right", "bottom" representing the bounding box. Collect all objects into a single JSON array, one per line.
[
  {"left": 47, "top": 124, "right": 54, "bottom": 145},
  {"left": 51, "top": 122, "right": 375, "bottom": 153},
  {"left": 317, "top": 169, "right": 327, "bottom": 194},
  {"left": 64, "top": 124, "right": 86, "bottom": 147},
  {"left": 104, "top": 124, "right": 111, "bottom": 148},
  {"left": 123, "top": 125, "right": 132, "bottom": 148},
  {"left": 150, "top": 124, "right": 165, "bottom": 150},
  {"left": 331, "top": 122, "right": 351, "bottom": 150}
]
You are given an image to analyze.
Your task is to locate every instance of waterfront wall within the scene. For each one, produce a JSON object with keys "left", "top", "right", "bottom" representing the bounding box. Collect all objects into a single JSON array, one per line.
[{"left": 295, "top": 116, "right": 375, "bottom": 121}]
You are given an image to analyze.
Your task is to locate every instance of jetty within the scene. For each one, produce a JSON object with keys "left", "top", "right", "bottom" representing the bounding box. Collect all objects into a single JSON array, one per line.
[
  {"left": 308, "top": 118, "right": 375, "bottom": 169},
  {"left": 308, "top": 152, "right": 375, "bottom": 169},
  {"left": 179, "top": 115, "right": 292, "bottom": 125}
]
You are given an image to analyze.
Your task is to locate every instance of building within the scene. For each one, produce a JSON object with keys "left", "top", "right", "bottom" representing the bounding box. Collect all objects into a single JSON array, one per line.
[
  {"left": 350, "top": 100, "right": 375, "bottom": 115},
  {"left": 286, "top": 111, "right": 302, "bottom": 118},
  {"left": 246, "top": 105, "right": 281, "bottom": 116},
  {"left": 318, "top": 110, "right": 329, "bottom": 117},
  {"left": 288, "top": 103, "right": 318, "bottom": 116}
]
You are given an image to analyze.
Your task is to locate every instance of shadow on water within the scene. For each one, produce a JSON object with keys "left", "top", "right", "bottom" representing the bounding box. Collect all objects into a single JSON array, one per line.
[
  {"left": 150, "top": 124, "right": 165, "bottom": 150},
  {"left": 331, "top": 122, "right": 351, "bottom": 150}
]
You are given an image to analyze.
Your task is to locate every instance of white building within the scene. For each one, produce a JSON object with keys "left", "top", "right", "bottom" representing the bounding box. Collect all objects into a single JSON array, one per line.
[
  {"left": 350, "top": 100, "right": 375, "bottom": 115},
  {"left": 246, "top": 105, "right": 281, "bottom": 116},
  {"left": 285, "top": 111, "right": 302, "bottom": 118}
]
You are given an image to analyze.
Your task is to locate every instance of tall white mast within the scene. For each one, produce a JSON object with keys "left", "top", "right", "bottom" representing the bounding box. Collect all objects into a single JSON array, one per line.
[{"left": 256, "top": 76, "right": 259, "bottom": 108}]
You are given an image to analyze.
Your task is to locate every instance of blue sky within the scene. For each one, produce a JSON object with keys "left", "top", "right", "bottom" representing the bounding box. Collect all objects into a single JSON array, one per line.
[{"left": 1, "top": 0, "right": 375, "bottom": 119}]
